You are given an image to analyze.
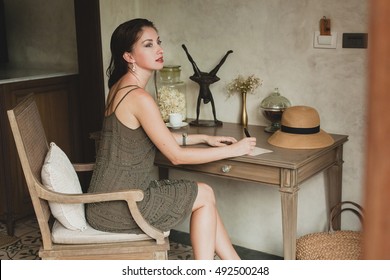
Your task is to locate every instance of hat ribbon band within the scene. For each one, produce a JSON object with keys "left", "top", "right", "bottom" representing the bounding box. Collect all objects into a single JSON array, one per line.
[{"left": 281, "top": 125, "right": 320, "bottom": 135}]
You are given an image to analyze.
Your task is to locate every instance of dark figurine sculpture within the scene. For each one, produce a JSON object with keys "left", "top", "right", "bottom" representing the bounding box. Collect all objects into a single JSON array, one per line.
[{"left": 182, "top": 44, "right": 233, "bottom": 126}]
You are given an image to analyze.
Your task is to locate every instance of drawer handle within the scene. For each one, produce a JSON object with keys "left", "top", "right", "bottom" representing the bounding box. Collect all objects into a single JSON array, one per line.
[{"left": 221, "top": 165, "right": 232, "bottom": 173}]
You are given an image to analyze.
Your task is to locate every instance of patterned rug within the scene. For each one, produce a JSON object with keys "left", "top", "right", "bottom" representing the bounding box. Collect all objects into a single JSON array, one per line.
[
  {"left": 0, "top": 218, "right": 195, "bottom": 260},
  {"left": 0, "top": 218, "right": 42, "bottom": 260},
  {"left": 0, "top": 233, "right": 19, "bottom": 248}
]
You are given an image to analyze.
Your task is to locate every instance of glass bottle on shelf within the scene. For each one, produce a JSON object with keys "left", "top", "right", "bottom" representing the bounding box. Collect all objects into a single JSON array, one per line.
[{"left": 156, "top": 65, "right": 187, "bottom": 123}]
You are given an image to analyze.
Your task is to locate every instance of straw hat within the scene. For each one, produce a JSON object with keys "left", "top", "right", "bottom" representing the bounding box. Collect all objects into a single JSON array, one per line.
[{"left": 268, "top": 105, "right": 334, "bottom": 149}]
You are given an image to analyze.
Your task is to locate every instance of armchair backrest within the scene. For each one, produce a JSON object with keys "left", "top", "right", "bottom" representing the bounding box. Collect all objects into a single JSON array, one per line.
[{"left": 7, "top": 94, "right": 53, "bottom": 249}]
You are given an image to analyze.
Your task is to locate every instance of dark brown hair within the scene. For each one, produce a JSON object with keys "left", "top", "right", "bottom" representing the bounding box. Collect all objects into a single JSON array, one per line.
[{"left": 106, "top": 18, "right": 157, "bottom": 88}]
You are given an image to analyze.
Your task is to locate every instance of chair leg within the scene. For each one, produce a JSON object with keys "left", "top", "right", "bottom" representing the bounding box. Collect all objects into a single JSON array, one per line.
[{"left": 154, "top": 250, "right": 168, "bottom": 260}]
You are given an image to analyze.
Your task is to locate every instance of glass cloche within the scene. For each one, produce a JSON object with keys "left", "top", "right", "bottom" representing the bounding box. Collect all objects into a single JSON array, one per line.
[
  {"left": 156, "top": 65, "right": 187, "bottom": 123},
  {"left": 260, "top": 88, "right": 291, "bottom": 133}
]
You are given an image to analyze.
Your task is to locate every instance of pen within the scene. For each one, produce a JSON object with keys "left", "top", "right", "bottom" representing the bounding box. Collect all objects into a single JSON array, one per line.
[{"left": 244, "top": 127, "right": 251, "bottom": 137}]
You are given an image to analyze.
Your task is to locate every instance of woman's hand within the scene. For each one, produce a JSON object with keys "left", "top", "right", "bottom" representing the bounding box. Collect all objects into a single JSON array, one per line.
[
  {"left": 232, "top": 137, "right": 257, "bottom": 156},
  {"left": 205, "top": 135, "right": 238, "bottom": 147},
  {"left": 205, "top": 135, "right": 257, "bottom": 156}
]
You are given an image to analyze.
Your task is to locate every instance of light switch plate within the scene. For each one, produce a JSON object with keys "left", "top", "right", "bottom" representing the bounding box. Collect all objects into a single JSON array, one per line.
[{"left": 313, "top": 31, "right": 337, "bottom": 49}]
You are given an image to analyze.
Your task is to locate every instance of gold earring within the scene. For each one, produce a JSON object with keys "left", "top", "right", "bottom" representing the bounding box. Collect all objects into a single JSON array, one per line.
[{"left": 131, "top": 63, "right": 136, "bottom": 72}]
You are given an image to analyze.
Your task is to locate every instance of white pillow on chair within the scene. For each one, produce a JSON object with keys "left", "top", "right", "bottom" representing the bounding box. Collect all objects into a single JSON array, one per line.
[{"left": 41, "top": 142, "right": 87, "bottom": 231}]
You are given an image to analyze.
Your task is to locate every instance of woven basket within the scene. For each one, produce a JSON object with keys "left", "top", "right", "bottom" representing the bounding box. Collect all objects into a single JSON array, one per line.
[{"left": 296, "top": 201, "right": 363, "bottom": 260}]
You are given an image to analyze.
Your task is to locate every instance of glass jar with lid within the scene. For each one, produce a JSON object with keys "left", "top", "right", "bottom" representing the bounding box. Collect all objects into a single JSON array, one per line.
[
  {"left": 260, "top": 88, "right": 291, "bottom": 133},
  {"left": 156, "top": 65, "right": 187, "bottom": 123}
]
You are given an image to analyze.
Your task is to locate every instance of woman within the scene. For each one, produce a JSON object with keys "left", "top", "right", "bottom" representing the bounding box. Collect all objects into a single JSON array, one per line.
[{"left": 86, "top": 18, "right": 256, "bottom": 260}]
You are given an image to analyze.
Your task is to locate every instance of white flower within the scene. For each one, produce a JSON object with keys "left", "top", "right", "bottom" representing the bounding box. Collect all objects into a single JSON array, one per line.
[{"left": 158, "top": 86, "right": 186, "bottom": 122}]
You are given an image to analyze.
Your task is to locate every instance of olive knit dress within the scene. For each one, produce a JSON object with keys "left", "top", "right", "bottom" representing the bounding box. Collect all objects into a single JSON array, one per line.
[{"left": 86, "top": 86, "right": 198, "bottom": 233}]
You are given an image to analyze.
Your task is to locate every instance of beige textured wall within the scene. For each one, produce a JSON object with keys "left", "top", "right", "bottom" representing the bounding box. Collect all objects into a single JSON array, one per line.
[
  {"left": 101, "top": 0, "right": 368, "bottom": 257},
  {"left": 3, "top": 0, "right": 77, "bottom": 71}
]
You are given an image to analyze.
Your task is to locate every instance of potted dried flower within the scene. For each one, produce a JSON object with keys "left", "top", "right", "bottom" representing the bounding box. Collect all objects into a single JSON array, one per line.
[{"left": 226, "top": 74, "right": 262, "bottom": 127}]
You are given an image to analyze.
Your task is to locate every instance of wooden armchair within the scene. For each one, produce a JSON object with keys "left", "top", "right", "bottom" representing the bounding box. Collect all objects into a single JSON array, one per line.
[{"left": 7, "top": 94, "right": 169, "bottom": 260}]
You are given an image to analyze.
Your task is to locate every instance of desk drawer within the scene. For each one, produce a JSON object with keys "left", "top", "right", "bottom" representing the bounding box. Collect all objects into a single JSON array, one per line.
[{"left": 174, "top": 160, "right": 280, "bottom": 185}]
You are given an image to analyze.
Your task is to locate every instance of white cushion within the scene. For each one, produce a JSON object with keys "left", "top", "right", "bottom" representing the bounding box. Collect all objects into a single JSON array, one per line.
[
  {"left": 51, "top": 220, "right": 169, "bottom": 244},
  {"left": 41, "top": 142, "right": 87, "bottom": 231}
]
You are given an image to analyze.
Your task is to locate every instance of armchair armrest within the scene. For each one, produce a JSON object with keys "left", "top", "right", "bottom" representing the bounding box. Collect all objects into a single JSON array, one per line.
[
  {"left": 35, "top": 182, "right": 166, "bottom": 244},
  {"left": 37, "top": 186, "right": 143, "bottom": 204}
]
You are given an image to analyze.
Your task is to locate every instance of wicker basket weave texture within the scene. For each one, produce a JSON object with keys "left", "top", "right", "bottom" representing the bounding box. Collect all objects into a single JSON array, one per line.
[
  {"left": 296, "top": 201, "right": 363, "bottom": 260},
  {"left": 296, "top": 230, "right": 362, "bottom": 260}
]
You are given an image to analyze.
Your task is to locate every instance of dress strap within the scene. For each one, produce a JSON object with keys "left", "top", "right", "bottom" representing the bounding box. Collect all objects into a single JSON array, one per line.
[
  {"left": 114, "top": 86, "right": 140, "bottom": 112},
  {"left": 105, "top": 85, "right": 139, "bottom": 112}
]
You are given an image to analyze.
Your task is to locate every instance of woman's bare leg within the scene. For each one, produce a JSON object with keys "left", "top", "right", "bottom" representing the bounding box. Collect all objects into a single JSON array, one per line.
[
  {"left": 190, "top": 182, "right": 240, "bottom": 260},
  {"left": 190, "top": 183, "right": 217, "bottom": 259},
  {"left": 215, "top": 210, "right": 241, "bottom": 260}
]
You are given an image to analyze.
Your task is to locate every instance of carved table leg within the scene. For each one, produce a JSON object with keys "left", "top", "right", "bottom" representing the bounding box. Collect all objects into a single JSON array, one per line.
[
  {"left": 326, "top": 145, "right": 344, "bottom": 230},
  {"left": 280, "top": 168, "right": 299, "bottom": 260}
]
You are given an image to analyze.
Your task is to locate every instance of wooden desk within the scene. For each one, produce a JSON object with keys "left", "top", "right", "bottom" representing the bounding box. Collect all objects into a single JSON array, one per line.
[{"left": 154, "top": 122, "right": 348, "bottom": 260}]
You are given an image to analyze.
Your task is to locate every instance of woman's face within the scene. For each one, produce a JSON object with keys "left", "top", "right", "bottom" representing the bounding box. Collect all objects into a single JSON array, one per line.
[{"left": 128, "top": 27, "right": 164, "bottom": 71}]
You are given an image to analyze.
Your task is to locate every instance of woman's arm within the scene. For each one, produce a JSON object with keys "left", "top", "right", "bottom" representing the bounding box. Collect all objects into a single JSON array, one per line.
[
  {"left": 171, "top": 133, "right": 237, "bottom": 147},
  {"left": 117, "top": 89, "right": 256, "bottom": 165}
]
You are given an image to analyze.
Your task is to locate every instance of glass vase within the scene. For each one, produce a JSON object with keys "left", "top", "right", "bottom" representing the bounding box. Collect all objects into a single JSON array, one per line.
[{"left": 241, "top": 92, "right": 248, "bottom": 128}]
